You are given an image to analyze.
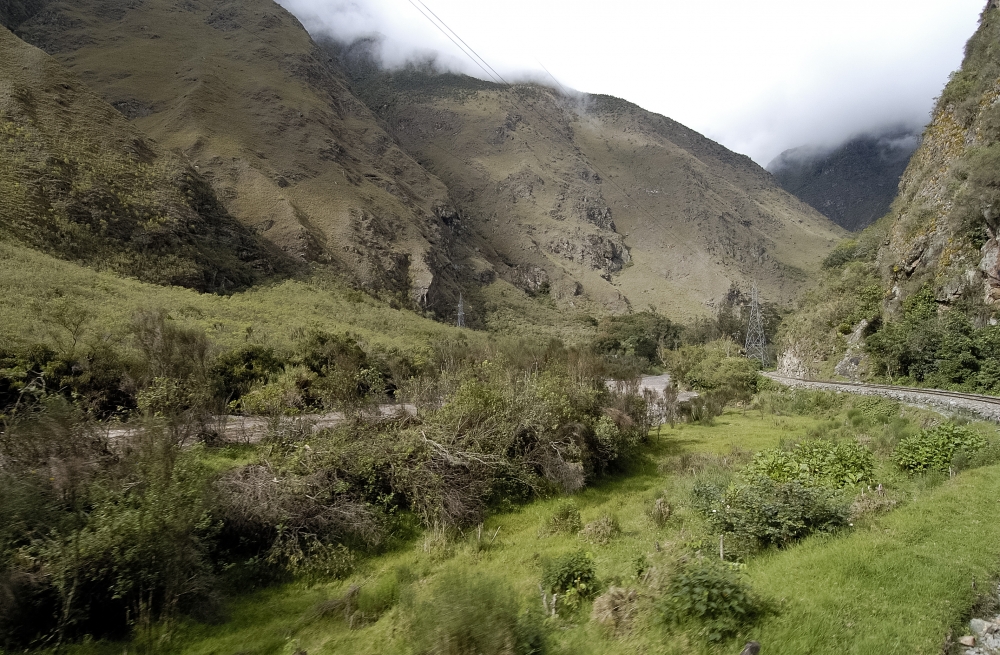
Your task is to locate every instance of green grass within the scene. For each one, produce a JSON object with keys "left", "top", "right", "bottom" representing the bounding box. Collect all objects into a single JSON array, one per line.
[
  {"left": 0, "top": 239, "right": 476, "bottom": 357},
  {"left": 53, "top": 408, "right": 1000, "bottom": 655},
  {"left": 749, "top": 464, "right": 1000, "bottom": 653}
]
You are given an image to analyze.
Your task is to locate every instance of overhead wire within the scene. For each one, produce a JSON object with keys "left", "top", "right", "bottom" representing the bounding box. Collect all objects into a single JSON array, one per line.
[{"left": 402, "top": 0, "right": 755, "bottom": 284}]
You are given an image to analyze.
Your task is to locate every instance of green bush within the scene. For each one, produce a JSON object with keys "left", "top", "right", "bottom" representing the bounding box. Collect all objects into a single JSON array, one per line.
[
  {"left": 593, "top": 310, "right": 680, "bottom": 366},
  {"left": 660, "top": 557, "right": 766, "bottom": 642},
  {"left": 542, "top": 550, "right": 597, "bottom": 599},
  {"left": 211, "top": 345, "right": 284, "bottom": 403},
  {"left": 410, "top": 571, "right": 544, "bottom": 655},
  {"left": 894, "top": 423, "right": 987, "bottom": 473},
  {"left": 822, "top": 239, "right": 859, "bottom": 269},
  {"left": 543, "top": 501, "right": 582, "bottom": 535},
  {"left": 696, "top": 478, "right": 850, "bottom": 549},
  {"left": 745, "top": 440, "right": 875, "bottom": 488}
]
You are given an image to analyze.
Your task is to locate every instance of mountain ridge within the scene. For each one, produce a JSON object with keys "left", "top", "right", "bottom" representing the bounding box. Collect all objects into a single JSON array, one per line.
[{"left": 333, "top": 52, "right": 846, "bottom": 316}]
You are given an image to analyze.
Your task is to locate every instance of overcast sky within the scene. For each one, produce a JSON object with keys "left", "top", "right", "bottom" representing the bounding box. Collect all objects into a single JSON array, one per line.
[{"left": 278, "top": 0, "right": 986, "bottom": 166}]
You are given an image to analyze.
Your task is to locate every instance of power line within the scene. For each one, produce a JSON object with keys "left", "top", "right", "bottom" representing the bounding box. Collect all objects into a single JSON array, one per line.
[
  {"left": 405, "top": 0, "right": 503, "bottom": 85},
  {"left": 411, "top": 0, "right": 508, "bottom": 86},
  {"left": 402, "top": 0, "right": 757, "bottom": 288}
]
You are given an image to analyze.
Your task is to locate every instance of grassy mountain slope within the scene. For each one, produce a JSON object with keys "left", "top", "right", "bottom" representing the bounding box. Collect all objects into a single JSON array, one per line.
[
  {"left": 768, "top": 131, "right": 920, "bottom": 232},
  {"left": 338, "top": 61, "right": 846, "bottom": 317},
  {"left": 0, "top": 238, "right": 474, "bottom": 357},
  {"left": 5, "top": 0, "right": 477, "bottom": 313},
  {"left": 0, "top": 25, "right": 281, "bottom": 292}
]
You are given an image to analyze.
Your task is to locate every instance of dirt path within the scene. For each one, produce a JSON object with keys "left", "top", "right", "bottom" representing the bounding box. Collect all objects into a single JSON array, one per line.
[{"left": 105, "top": 403, "right": 416, "bottom": 444}]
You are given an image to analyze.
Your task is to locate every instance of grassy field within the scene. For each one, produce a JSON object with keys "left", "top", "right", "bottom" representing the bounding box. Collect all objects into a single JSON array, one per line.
[{"left": 50, "top": 405, "right": 1000, "bottom": 655}]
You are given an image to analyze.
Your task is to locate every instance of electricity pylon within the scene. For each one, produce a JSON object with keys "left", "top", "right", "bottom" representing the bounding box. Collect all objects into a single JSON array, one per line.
[{"left": 745, "top": 282, "right": 767, "bottom": 366}]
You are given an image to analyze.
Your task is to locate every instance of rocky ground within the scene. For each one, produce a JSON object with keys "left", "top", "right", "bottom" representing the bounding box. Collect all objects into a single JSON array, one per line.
[{"left": 959, "top": 584, "right": 1000, "bottom": 654}]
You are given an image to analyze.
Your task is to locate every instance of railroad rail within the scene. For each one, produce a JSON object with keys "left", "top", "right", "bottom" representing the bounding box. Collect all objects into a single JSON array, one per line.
[{"left": 764, "top": 373, "right": 1000, "bottom": 423}]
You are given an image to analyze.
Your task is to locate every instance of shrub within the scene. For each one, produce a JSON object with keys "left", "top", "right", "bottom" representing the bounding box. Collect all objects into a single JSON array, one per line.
[
  {"left": 822, "top": 239, "right": 859, "bottom": 269},
  {"left": 591, "top": 586, "right": 637, "bottom": 633},
  {"left": 410, "top": 571, "right": 544, "bottom": 655},
  {"left": 660, "top": 557, "right": 766, "bottom": 642},
  {"left": 894, "top": 423, "right": 987, "bottom": 473},
  {"left": 580, "top": 514, "right": 621, "bottom": 545},
  {"left": 745, "top": 440, "right": 875, "bottom": 488},
  {"left": 211, "top": 345, "right": 284, "bottom": 403},
  {"left": 698, "top": 478, "right": 850, "bottom": 550},
  {"left": 849, "top": 396, "right": 900, "bottom": 425},
  {"left": 542, "top": 550, "right": 598, "bottom": 599},
  {"left": 543, "top": 502, "right": 582, "bottom": 535},
  {"left": 592, "top": 311, "right": 680, "bottom": 366},
  {"left": 649, "top": 497, "right": 672, "bottom": 527}
]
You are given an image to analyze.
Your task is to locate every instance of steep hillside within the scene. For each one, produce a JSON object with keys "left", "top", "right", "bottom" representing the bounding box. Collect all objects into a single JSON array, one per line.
[
  {"left": 336, "top": 57, "right": 846, "bottom": 317},
  {"left": 877, "top": 0, "right": 1000, "bottom": 308},
  {"left": 768, "top": 131, "right": 920, "bottom": 232},
  {"left": 0, "top": 25, "right": 280, "bottom": 292},
  {"left": 4, "top": 0, "right": 474, "bottom": 313},
  {"left": 778, "top": 1, "right": 1000, "bottom": 386}
]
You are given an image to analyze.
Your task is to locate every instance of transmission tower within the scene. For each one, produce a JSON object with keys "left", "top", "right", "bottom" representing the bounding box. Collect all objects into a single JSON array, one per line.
[
  {"left": 744, "top": 282, "right": 767, "bottom": 366},
  {"left": 456, "top": 293, "right": 466, "bottom": 328}
]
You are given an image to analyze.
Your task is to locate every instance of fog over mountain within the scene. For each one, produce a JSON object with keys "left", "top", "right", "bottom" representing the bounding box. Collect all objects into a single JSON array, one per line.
[
  {"left": 276, "top": 0, "right": 983, "bottom": 165},
  {"left": 768, "top": 128, "right": 922, "bottom": 231}
]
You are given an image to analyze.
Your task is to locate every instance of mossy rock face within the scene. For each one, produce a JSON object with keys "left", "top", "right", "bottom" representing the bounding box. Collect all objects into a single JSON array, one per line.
[{"left": 0, "top": 27, "right": 287, "bottom": 293}]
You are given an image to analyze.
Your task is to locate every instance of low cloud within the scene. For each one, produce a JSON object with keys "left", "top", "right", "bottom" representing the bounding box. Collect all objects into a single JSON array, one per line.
[{"left": 279, "top": 0, "right": 985, "bottom": 165}]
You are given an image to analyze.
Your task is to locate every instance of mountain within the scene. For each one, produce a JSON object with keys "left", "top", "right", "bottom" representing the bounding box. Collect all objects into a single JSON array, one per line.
[
  {"left": 332, "top": 45, "right": 846, "bottom": 317},
  {"left": 767, "top": 131, "right": 920, "bottom": 232},
  {"left": 0, "top": 24, "right": 282, "bottom": 292},
  {"left": 2, "top": 0, "right": 845, "bottom": 322},
  {"left": 3, "top": 0, "right": 472, "bottom": 314}
]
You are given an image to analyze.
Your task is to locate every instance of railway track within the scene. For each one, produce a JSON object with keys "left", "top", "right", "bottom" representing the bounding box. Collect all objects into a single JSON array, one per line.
[{"left": 764, "top": 373, "right": 1000, "bottom": 423}]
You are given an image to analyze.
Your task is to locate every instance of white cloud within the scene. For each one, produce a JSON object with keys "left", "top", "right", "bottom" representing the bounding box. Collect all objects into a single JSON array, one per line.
[{"left": 278, "top": 0, "right": 985, "bottom": 165}]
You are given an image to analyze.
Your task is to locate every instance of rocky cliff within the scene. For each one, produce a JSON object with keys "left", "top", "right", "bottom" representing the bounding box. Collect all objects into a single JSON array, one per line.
[{"left": 877, "top": 1, "right": 1000, "bottom": 309}]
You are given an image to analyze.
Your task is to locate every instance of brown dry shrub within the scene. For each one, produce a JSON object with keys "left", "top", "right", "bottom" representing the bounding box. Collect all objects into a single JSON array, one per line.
[
  {"left": 649, "top": 497, "right": 672, "bottom": 527},
  {"left": 580, "top": 513, "right": 621, "bottom": 545},
  {"left": 591, "top": 586, "right": 638, "bottom": 634}
]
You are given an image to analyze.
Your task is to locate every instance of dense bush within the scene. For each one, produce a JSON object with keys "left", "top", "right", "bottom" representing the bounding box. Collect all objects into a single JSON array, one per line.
[
  {"left": 664, "top": 339, "right": 761, "bottom": 405},
  {"left": 593, "top": 310, "right": 680, "bottom": 366},
  {"left": 660, "top": 557, "right": 766, "bottom": 642},
  {"left": 410, "top": 571, "right": 545, "bottom": 655},
  {"left": 694, "top": 477, "right": 850, "bottom": 550},
  {"left": 866, "top": 286, "right": 1000, "bottom": 393},
  {"left": 0, "top": 312, "right": 655, "bottom": 647},
  {"left": 745, "top": 440, "right": 875, "bottom": 488},
  {"left": 542, "top": 550, "right": 598, "bottom": 602},
  {"left": 0, "top": 405, "right": 218, "bottom": 647},
  {"left": 893, "top": 423, "right": 987, "bottom": 473}
]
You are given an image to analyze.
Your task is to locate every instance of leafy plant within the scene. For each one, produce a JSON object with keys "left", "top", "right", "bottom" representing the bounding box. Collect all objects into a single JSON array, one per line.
[
  {"left": 745, "top": 440, "right": 875, "bottom": 488},
  {"left": 894, "top": 423, "right": 987, "bottom": 473},
  {"left": 660, "top": 556, "right": 766, "bottom": 642},
  {"left": 698, "top": 478, "right": 850, "bottom": 550},
  {"left": 542, "top": 550, "right": 598, "bottom": 599}
]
